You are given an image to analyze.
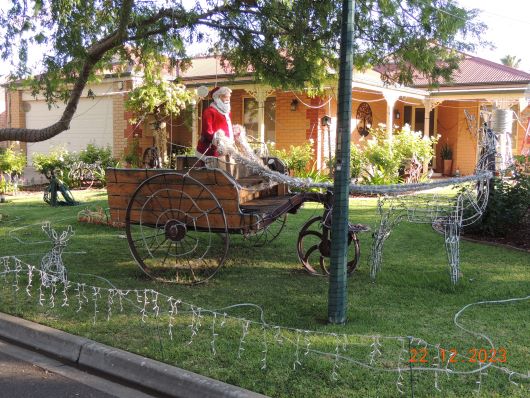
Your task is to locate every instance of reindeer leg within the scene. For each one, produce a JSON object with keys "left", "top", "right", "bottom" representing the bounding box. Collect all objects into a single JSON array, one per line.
[
  {"left": 444, "top": 204, "right": 463, "bottom": 285},
  {"left": 369, "top": 211, "right": 402, "bottom": 282}
]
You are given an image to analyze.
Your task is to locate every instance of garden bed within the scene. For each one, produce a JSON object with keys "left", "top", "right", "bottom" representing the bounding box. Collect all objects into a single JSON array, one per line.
[{"left": 463, "top": 208, "right": 530, "bottom": 252}]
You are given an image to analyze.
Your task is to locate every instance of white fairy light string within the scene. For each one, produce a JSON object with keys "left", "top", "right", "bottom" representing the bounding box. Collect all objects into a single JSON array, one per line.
[
  {"left": 260, "top": 324, "right": 268, "bottom": 370},
  {"left": 331, "top": 333, "right": 341, "bottom": 381},
  {"left": 433, "top": 343, "right": 442, "bottom": 392},
  {"left": 396, "top": 338, "right": 408, "bottom": 394},
  {"left": 92, "top": 286, "right": 101, "bottom": 324},
  {"left": 238, "top": 319, "right": 250, "bottom": 359},
  {"left": 293, "top": 329, "right": 302, "bottom": 369},
  {"left": 167, "top": 297, "right": 179, "bottom": 340},
  {"left": 289, "top": 92, "right": 333, "bottom": 109},
  {"left": 211, "top": 312, "right": 218, "bottom": 356},
  {"left": 188, "top": 305, "right": 198, "bottom": 345},
  {"left": 1, "top": 256, "right": 527, "bottom": 396},
  {"left": 369, "top": 335, "right": 383, "bottom": 365}
]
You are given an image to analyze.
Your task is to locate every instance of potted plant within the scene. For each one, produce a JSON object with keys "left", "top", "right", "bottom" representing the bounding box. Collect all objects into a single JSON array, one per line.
[{"left": 440, "top": 143, "right": 453, "bottom": 176}]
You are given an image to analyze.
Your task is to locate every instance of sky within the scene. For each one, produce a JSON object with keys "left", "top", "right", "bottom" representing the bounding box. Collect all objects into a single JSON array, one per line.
[
  {"left": 458, "top": 0, "right": 530, "bottom": 72},
  {"left": 1, "top": 0, "right": 530, "bottom": 112}
]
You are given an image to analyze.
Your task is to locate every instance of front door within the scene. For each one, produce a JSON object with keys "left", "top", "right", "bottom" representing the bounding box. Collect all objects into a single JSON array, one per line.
[{"left": 403, "top": 106, "right": 436, "bottom": 137}]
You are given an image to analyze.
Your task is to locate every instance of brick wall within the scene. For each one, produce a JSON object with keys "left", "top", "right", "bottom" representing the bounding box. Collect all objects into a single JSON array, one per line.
[
  {"left": 436, "top": 101, "right": 479, "bottom": 176},
  {"left": 7, "top": 89, "right": 27, "bottom": 156},
  {"left": 0, "top": 110, "right": 6, "bottom": 149},
  {"left": 112, "top": 81, "right": 129, "bottom": 159},
  {"left": 454, "top": 102, "right": 479, "bottom": 175},
  {"left": 275, "top": 91, "right": 309, "bottom": 149}
]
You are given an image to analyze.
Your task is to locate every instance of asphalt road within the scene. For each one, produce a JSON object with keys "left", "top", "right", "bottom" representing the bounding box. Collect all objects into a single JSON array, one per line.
[{"left": 0, "top": 338, "right": 158, "bottom": 398}]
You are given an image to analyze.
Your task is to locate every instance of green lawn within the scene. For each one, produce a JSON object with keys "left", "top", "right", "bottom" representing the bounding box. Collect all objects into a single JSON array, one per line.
[{"left": 0, "top": 189, "right": 528, "bottom": 397}]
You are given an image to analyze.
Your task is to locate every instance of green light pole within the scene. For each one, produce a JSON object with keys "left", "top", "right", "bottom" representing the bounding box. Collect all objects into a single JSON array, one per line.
[{"left": 328, "top": 0, "right": 355, "bottom": 324}]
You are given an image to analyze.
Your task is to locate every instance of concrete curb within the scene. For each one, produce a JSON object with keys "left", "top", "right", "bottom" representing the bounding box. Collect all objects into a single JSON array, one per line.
[{"left": 0, "top": 312, "right": 267, "bottom": 398}]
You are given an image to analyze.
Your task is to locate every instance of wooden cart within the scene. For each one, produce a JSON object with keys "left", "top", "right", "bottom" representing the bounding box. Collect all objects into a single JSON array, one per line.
[{"left": 106, "top": 157, "right": 365, "bottom": 284}]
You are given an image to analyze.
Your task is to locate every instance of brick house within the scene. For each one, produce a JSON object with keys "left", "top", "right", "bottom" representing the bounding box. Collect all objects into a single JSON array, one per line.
[
  {"left": 4, "top": 54, "right": 530, "bottom": 177},
  {"left": 174, "top": 55, "right": 530, "bottom": 176}
]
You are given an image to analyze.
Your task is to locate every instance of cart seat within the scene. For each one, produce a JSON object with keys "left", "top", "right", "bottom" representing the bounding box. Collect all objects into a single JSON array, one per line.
[{"left": 240, "top": 194, "right": 304, "bottom": 219}]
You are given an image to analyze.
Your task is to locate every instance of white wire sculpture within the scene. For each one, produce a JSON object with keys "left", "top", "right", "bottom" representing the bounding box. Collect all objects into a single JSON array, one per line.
[
  {"left": 211, "top": 128, "right": 493, "bottom": 284},
  {"left": 369, "top": 125, "right": 496, "bottom": 285},
  {"left": 40, "top": 222, "right": 74, "bottom": 286}
]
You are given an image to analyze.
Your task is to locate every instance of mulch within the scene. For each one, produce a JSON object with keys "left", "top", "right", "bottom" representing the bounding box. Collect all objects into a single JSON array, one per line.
[{"left": 462, "top": 209, "right": 530, "bottom": 253}]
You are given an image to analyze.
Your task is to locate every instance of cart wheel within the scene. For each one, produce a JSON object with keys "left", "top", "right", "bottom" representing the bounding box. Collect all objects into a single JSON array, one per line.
[
  {"left": 244, "top": 214, "right": 287, "bottom": 247},
  {"left": 125, "top": 172, "right": 229, "bottom": 284},
  {"left": 297, "top": 216, "right": 360, "bottom": 276}
]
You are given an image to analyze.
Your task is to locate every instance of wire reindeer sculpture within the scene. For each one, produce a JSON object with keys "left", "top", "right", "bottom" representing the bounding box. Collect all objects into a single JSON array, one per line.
[
  {"left": 369, "top": 120, "right": 498, "bottom": 285},
  {"left": 208, "top": 125, "right": 495, "bottom": 285},
  {"left": 40, "top": 222, "right": 74, "bottom": 286}
]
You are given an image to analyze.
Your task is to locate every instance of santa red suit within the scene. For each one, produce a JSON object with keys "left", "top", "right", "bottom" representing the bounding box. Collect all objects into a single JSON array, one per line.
[{"left": 196, "top": 87, "right": 233, "bottom": 157}]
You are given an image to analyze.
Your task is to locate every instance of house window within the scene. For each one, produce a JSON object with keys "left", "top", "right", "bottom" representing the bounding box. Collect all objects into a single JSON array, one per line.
[{"left": 243, "top": 97, "right": 276, "bottom": 142}]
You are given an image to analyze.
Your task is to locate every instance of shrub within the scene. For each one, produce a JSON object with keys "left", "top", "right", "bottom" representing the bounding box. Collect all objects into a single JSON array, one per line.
[
  {"left": 327, "top": 143, "right": 365, "bottom": 180},
  {"left": 360, "top": 125, "right": 437, "bottom": 185},
  {"left": 295, "top": 165, "right": 333, "bottom": 192},
  {"left": 79, "top": 144, "right": 115, "bottom": 168},
  {"left": 349, "top": 144, "right": 365, "bottom": 179},
  {"left": 0, "top": 146, "right": 26, "bottom": 194},
  {"left": 123, "top": 137, "right": 141, "bottom": 167},
  {"left": 32, "top": 146, "right": 78, "bottom": 185},
  {"left": 464, "top": 174, "right": 530, "bottom": 237},
  {"left": 513, "top": 154, "right": 529, "bottom": 175},
  {"left": 0, "top": 145, "right": 26, "bottom": 176},
  {"left": 362, "top": 130, "right": 402, "bottom": 184},
  {"left": 393, "top": 127, "right": 438, "bottom": 165},
  {"left": 269, "top": 141, "right": 314, "bottom": 176}
]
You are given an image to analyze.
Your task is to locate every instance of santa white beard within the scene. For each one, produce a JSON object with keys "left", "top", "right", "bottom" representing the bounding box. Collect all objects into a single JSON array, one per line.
[{"left": 213, "top": 97, "right": 231, "bottom": 114}]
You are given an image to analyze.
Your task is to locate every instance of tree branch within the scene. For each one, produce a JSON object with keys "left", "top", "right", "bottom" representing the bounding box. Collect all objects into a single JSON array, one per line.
[{"left": 1, "top": 0, "right": 135, "bottom": 143}]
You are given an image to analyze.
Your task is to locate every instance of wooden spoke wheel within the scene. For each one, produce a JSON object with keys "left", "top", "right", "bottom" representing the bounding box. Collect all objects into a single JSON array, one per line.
[
  {"left": 297, "top": 216, "right": 360, "bottom": 276},
  {"left": 244, "top": 214, "right": 287, "bottom": 247},
  {"left": 125, "top": 172, "right": 229, "bottom": 284}
]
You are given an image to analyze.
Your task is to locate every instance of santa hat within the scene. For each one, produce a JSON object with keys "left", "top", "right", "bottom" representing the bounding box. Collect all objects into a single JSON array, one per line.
[{"left": 210, "top": 86, "right": 232, "bottom": 99}]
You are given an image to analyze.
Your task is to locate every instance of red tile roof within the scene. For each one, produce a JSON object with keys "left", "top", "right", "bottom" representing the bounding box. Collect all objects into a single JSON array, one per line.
[
  {"left": 180, "top": 54, "right": 530, "bottom": 90},
  {"left": 412, "top": 54, "right": 530, "bottom": 87}
]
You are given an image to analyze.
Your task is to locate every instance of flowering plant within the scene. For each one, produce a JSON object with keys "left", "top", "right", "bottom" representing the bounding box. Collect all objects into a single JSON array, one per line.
[{"left": 360, "top": 125, "right": 438, "bottom": 184}]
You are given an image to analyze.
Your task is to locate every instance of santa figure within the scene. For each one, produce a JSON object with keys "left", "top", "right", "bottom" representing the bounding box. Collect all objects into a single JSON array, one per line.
[{"left": 196, "top": 86, "right": 234, "bottom": 157}]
